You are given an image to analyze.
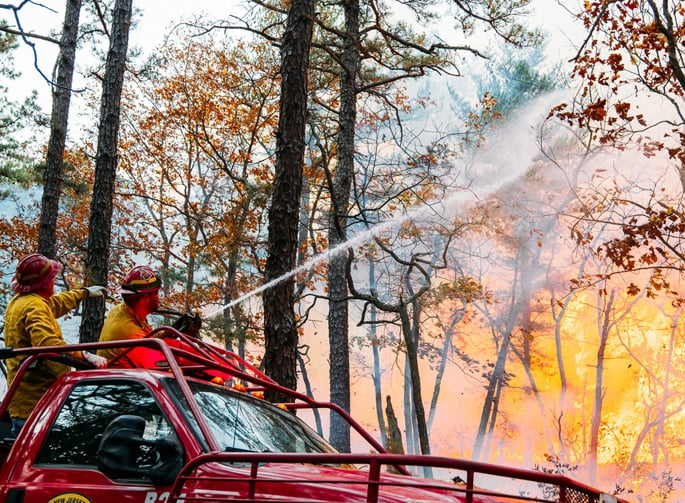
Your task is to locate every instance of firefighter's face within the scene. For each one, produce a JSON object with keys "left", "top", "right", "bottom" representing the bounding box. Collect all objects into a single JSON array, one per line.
[{"left": 147, "top": 290, "right": 160, "bottom": 313}]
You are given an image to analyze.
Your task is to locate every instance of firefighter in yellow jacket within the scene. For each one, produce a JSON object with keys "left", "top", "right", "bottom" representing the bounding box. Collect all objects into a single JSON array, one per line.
[
  {"left": 97, "top": 265, "right": 162, "bottom": 362},
  {"left": 4, "top": 253, "right": 108, "bottom": 436}
]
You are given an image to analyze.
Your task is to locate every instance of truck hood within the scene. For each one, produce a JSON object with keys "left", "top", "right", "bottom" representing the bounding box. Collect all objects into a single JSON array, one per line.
[{"left": 184, "top": 461, "right": 486, "bottom": 502}]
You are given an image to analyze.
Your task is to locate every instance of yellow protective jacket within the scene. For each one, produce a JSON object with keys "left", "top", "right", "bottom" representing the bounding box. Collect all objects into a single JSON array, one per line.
[
  {"left": 97, "top": 302, "right": 152, "bottom": 361},
  {"left": 5, "top": 289, "right": 88, "bottom": 419}
]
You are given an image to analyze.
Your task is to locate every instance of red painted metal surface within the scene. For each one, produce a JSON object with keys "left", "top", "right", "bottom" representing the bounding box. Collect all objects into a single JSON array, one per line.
[
  {"left": 0, "top": 330, "right": 628, "bottom": 503},
  {"left": 166, "top": 451, "right": 620, "bottom": 503}
]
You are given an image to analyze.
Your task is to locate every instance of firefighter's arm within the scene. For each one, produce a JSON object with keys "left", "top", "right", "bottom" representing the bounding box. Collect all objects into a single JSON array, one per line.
[
  {"left": 24, "top": 302, "right": 107, "bottom": 368},
  {"left": 47, "top": 286, "right": 105, "bottom": 319},
  {"left": 47, "top": 289, "right": 89, "bottom": 318},
  {"left": 25, "top": 302, "right": 74, "bottom": 349}
]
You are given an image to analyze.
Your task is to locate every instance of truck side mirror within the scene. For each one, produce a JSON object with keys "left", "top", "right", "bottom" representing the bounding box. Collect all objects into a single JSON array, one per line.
[{"left": 97, "top": 414, "right": 184, "bottom": 486}]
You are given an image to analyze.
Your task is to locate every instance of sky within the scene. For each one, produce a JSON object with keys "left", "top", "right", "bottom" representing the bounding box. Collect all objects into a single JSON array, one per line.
[
  {"left": 4, "top": 0, "right": 584, "bottom": 110},
  {"left": 5, "top": 0, "right": 235, "bottom": 108}
]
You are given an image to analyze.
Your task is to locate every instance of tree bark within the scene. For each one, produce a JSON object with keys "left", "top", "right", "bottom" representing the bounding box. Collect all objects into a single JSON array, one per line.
[
  {"left": 80, "top": 0, "right": 132, "bottom": 342},
  {"left": 399, "top": 305, "right": 431, "bottom": 455},
  {"left": 473, "top": 330, "right": 511, "bottom": 461},
  {"left": 38, "top": 0, "right": 81, "bottom": 258},
  {"left": 327, "top": 0, "right": 360, "bottom": 453},
  {"left": 588, "top": 289, "right": 614, "bottom": 485},
  {"left": 262, "top": 0, "right": 313, "bottom": 402},
  {"left": 385, "top": 395, "right": 404, "bottom": 454}
]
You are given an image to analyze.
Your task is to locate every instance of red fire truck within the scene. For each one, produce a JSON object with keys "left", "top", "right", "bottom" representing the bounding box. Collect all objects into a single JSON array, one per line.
[{"left": 0, "top": 328, "right": 627, "bottom": 503}]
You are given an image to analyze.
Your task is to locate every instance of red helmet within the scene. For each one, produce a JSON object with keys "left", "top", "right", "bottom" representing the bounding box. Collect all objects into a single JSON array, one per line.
[
  {"left": 10, "top": 253, "right": 61, "bottom": 293},
  {"left": 120, "top": 265, "right": 162, "bottom": 294}
]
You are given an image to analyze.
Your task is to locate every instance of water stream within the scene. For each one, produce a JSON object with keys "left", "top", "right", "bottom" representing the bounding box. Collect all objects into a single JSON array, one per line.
[
  {"left": 204, "top": 159, "right": 526, "bottom": 320},
  {"left": 203, "top": 93, "right": 563, "bottom": 319}
]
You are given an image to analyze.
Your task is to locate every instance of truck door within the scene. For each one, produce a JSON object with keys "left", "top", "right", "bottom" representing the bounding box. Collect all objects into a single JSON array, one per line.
[{"left": 6, "top": 380, "right": 183, "bottom": 503}]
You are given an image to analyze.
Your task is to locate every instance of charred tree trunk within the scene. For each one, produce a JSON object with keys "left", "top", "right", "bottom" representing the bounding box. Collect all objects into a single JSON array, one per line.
[
  {"left": 38, "top": 0, "right": 81, "bottom": 258},
  {"left": 262, "top": 0, "right": 313, "bottom": 402},
  {"left": 80, "top": 0, "right": 132, "bottom": 342},
  {"left": 385, "top": 395, "right": 404, "bottom": 454}
]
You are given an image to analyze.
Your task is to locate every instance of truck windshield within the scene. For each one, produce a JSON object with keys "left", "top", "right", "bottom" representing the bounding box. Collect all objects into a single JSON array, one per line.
[{"left": 164, "top": 378, "right": 337, "bottom": 454}]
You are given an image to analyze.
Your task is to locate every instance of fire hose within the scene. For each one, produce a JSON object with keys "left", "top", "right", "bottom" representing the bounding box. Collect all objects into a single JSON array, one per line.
[{"left": 154, "top": 308, "right": 203, "bottom": 338}]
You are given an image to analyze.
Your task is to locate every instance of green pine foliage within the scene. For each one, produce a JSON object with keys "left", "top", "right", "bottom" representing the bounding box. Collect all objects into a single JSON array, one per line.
[{"left": 0, "top": 21, "right": 47, "bottom": 192}]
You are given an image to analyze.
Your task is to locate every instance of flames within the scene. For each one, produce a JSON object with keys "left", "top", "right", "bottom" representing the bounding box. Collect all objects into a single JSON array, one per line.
[{"left": 298, "top": 282, "right": 685, "bottom": 501}]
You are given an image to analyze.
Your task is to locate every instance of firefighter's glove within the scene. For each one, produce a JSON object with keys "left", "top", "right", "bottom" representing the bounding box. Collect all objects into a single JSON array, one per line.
[
  {"left": 82, "top": 351, "right": 107, "bottom": 369},
  {"left": 172, "top": 313, "right": 203, "bottom": 338},
  {"left": 82, "top": 285, "right": 107, "bottom": 297}
]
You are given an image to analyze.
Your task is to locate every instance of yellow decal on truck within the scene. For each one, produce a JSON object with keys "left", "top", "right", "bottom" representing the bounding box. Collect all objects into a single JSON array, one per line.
[{"left": 47, "top": 494, "right": 92, "bottom": 503}]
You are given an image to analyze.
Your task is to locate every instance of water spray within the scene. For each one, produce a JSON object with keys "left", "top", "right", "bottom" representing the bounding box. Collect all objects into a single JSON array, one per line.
[
  {"left": 203, "top": 165, "right": 522, "bottom": 320},
  {"left": 202, "top": 93, "right": 562, "bottom": 320},
  {"left": 203, "top": 209, "right": 420, "bottom": 319}
]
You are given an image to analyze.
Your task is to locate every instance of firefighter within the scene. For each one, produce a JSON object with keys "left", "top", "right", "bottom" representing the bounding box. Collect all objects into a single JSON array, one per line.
[
  {"left": 4, "top": 253, "right": 108, "bottom": 436},
  {"left": 97, "top": 265, "right": 162, "bottom": 362}
]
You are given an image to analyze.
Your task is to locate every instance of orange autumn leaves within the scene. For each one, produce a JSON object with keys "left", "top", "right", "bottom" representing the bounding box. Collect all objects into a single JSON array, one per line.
[
  {"left": 0, "top": 36, "right": 282, "bottom": 331},
  {"left": 115, "top": 36, "right": 281, "bottom": 324},
  {"left": 555, "top": 1, "right": 682, "bottom": 160}
]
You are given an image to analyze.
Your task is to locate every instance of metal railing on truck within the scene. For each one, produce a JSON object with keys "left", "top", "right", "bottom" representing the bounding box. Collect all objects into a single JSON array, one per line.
[
  {"left": 0, "top": 328, "right": 393, "bottom": 457},
  {"left": 0, "top": 330, "right": 628, "bottom": 503},
  {"left": 167, "top": 451, "right": 624, "bottom": 503}
]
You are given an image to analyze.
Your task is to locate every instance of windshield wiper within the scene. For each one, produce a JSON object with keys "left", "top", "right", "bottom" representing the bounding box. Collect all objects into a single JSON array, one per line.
[{"left": 222, "top": 446, "right": 254, "bottom": 453}]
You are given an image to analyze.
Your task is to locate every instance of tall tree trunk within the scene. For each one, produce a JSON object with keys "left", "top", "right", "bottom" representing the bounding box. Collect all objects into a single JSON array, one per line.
[
  {"left": 369, "top": 259, "right": 387, "bottom": 447},
  {"left": 588, "top": 288, "right": 614, "bottom": 484},
  {"left": 223, "top": 247, "right": 241, "bottom": 354},
  {"left": 427, "top": 332, "right": 451, "bottom": 431},
  {"left": 327, "top": 0, "right": 360, "bottom": 452},
  {"left": 80, "top": 0, "right": 132, "bottom": 342},
  {"left": 472, "top": 251, "right": 530, "bottom": 461},
  {"left": 473, "top": 330, "right": 511, "bottom": 461},
  {"left": 403, "top": 358, "right": 416, "bottom": 455},
  {"left": 399, "top": 305, "right": 431, "bottom": 455},
  {"left": 551, "top": 284, "right": 571, "bottom": 461},
  {"left": 262, "top": 0, "right": 313, "bottom": 402},
  {"left": 222, "top": 292, "right": 235, "bottom": 353},
  {"left": 38, "top": 0, "right": 81, "bottom": 258},
  {"left": 551, "top": 220, "right": 604, "bottom": 464},
  {"left": 297, "top": 349, "right": 324, "bottom": 435}
]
